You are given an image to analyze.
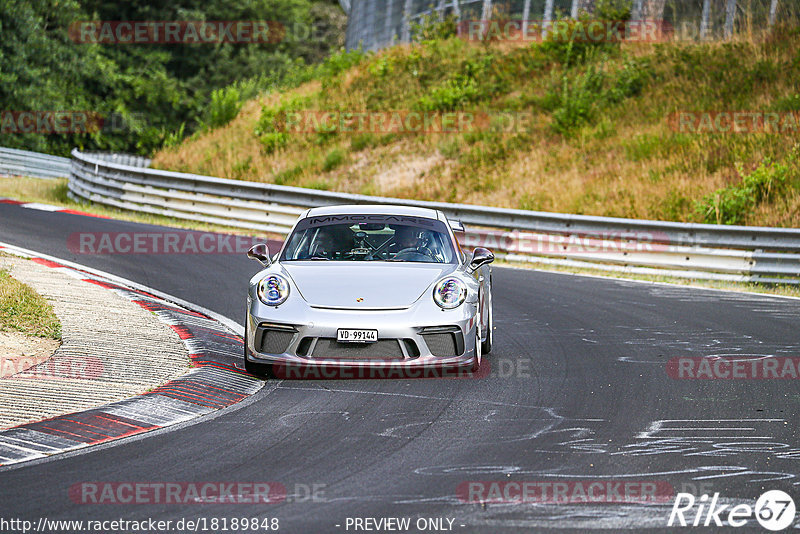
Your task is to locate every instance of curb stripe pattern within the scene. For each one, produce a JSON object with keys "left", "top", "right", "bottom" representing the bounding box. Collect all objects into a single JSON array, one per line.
[
  {"left": 0, "top": 249, "right": 262, "bottom": 467},
  {"left": 0, "top": 198, "right": 107, "bottom": 219}
]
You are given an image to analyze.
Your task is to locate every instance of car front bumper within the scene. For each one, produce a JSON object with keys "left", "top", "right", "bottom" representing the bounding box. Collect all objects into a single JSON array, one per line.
[{"left": 245, "top": 293, "right": 479, "bottom": 370}]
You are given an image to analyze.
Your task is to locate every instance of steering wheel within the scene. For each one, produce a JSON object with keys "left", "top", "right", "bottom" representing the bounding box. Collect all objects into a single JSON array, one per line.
[{"left": 395, "top": 246, "right": 436, "bottom": 260}]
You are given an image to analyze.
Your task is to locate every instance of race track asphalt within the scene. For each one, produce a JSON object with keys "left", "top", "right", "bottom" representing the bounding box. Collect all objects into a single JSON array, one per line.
[{"left": 1, "top": 203, "right": 798, "bottom": 532}]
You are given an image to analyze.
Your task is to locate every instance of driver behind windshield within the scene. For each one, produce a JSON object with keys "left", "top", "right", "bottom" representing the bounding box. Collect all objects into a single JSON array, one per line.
[
  {"left": 308, "top": 227, "right": 352, "bottom": 259},
  {"left": 390, "top": 226, "right": 423, "bottom": 253}
]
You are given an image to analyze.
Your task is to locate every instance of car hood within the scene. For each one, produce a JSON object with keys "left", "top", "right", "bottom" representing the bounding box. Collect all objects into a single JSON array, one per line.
[{"left": 281, "top": 262, "right": 460, "bottom": 309}]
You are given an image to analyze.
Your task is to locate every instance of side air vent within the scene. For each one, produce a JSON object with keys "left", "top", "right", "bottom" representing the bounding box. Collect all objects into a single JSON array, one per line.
[
  {"left": 420, "top": 326, "right": 465, "bottom": 357},
  {"left": 255, "top": 324, "right": 297, "bottom": 355}
]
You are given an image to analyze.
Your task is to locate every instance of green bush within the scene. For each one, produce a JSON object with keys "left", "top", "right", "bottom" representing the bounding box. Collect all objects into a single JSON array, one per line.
[
  {"left": 162, "top": 123, "right": 186, "bottom": 149},
  {"left": 307, "top": 180, "right": 331, "bottom": 190},
  {"left": 255, "top": 105, "right": 290, "bottom": 154},
  {"left": 322, "top": 148, "right": 345, "bottom": 171},
  {"left": 319, "top": 47, "right": 368, "bottom": 80},
  {"left": 594, "top": 0, "right": 633, "bottom": 21},
  {"left": 773, "top": 94, "right": 800, "bottom": 111},
  {"left": 368, "top": 56, "right": 395, "bottom": 78},
  {"left": 541, "top": 21, "right": 617, "bottom": 66},
  {"left": 350, "top": 133, "right": 376, "bottom": 152},
  {"left": 410, "top": 12, "right": 458, "bottom": 43},
  {"left": 204, "top": 87, "right": 242, "bottom": 129},
  {"left": 254, "top": 95, "right": 312, "bottom": 154},
  {"left": 417, "top": 77, "right": 480, "bottom": 111},
  {"left": 550, "top": 65, "right": 605, "bottom": 134},
  {"left": 696, "top": 153, "right": 795, "bottom": 224},
  {"left": 624, "top": 134, "right": 662, "bottom": 161},
  {"left": 608, "top": 58, "right": 649, "bottom": 102},
  {"left": 273, "top": 165, "right": 304, "bottom": 185},
  {"left": 230, "top": 156, "right": 252, "bottom": 179}
]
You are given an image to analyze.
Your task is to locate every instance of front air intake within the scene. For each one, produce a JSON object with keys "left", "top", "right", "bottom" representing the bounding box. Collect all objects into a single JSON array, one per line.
[
  {"left": 420, "top": 326, "right": 465, "bottom": 357},
  {"left": 255, "top": 324, "right": 297, "bottom": 355}
]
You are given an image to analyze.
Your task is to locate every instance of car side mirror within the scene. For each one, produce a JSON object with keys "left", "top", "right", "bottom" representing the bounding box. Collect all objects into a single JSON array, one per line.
[
  {"left": 247, "top": 243, "right": 271, "bottom": 267},
  {"left": 468, "top": 247, "right": 494, "bottom": 273}
]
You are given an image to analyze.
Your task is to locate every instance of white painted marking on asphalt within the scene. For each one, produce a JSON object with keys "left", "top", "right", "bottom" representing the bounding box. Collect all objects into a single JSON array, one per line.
[{"left": 20, "top": 203, "right": 62, "bottom": 212}]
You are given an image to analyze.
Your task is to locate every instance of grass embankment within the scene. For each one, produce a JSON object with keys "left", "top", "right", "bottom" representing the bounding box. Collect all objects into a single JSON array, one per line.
[
  {"left": 0, "top": 260, "right": 61, "bottom": 339},
  {"left": 153, "top": 23, "right": 800, "bottom": 227}
]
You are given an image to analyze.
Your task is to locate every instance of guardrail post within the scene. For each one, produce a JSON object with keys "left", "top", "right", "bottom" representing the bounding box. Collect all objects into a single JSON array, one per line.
[
  {"left": 481, "top": 0, "right": 493, "bottom": 21},
  {"left": 543, "top": 0, "right": 554, "bottom": 38},
  {"left": 725, "top": 0, "right": 737, "bottom": 38},
  {"left": 632, "top": 0, "right": 644, "bottom": 21},
  {"left": 522, "top": 0, "right": 531, "bottom": 35},
  {"left": 700, "top": 0, "right": 711, "bottom": 39},
  {"left": 385, "top": 0, "right": 396, "bottom": 42},
  {"left": 402, "top": 0, "right": 413, "bottom": 42},
  {"left": 769, "top": 0, "right": 779, "bottom": 26}
]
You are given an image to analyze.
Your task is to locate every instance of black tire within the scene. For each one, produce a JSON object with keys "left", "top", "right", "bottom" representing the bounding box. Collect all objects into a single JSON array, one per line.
[
  {"left": 244, "top": 357, "right": 275, "bottom": 378},
  {"left": 243, "top": 321, "right": 274, "bottom": 378},
  {"left": 471, "top": 329, "right": 482, "bottom": 372},
  {"left": 481, "top": 292, "right": 493, "bottom": 355}
]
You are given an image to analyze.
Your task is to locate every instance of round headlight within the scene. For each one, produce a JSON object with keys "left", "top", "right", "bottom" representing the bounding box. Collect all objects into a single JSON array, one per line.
[
  {"left": 258, "top": 274, "right": 290, "bottom": 306},
  {"left": 433, "top": 277, "right": 467, "bottom": 309}
]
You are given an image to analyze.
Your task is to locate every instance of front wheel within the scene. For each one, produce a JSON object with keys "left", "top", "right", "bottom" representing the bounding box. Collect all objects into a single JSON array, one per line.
[
  {"left": 244, "top": 357, "right": 275, "bottom": 378},
  {"left": 481, "top": 295, "right": 493, "bottom": 355},
  {"left": 471, "top": 329, "right": 482, "bottom": 372}
]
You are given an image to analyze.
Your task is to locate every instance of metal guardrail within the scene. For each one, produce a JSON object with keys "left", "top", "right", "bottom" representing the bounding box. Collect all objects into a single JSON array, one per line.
[
  {"left": 81, "top": 152, "right": 152, "bottom": 168},
  {"left": 0, "top": 147, "right": 71, "bottom": 179},
  {"left": 67, "top": 149, "right": 800, "bottom": 285}
]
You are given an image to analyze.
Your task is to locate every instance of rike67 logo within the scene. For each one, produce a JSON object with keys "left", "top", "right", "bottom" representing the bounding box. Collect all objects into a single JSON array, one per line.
[{"left": 668, "top": 490, "right": 796, "bottom": 531}]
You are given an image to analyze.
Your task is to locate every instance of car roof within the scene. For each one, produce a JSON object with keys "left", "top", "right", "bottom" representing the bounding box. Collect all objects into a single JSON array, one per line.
[{"left": 303, "top": 204, "right": 443, "bottom": 220}]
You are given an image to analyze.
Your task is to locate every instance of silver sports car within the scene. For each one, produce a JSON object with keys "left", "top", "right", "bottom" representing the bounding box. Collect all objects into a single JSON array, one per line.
[{"left": 244, "top": 204, "right": 494, "bottom": 378}]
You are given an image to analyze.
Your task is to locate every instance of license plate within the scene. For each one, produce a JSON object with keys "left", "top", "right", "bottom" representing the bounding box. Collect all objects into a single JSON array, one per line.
[{"left": 337, "top": 329, "right": 378, "bottom": 343}]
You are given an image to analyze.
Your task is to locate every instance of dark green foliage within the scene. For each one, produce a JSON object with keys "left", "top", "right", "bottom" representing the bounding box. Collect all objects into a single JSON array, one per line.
[
  {"left": 322, "top": 147, "right": 345, "bottom": 171},
  {"left": 696, "top": 150, "right": 797, "bottom": 224},
  {"left": 0, "top": 0, "right": 345, "bottom": 156},
  {"left": 410, "top": 12, "right": 458, "bottom": 43}
]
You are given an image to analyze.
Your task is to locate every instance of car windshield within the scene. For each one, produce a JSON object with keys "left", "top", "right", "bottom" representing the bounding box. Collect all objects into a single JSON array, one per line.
[{"left": 281, "top": 215, "right": 457, "bottom": 263}]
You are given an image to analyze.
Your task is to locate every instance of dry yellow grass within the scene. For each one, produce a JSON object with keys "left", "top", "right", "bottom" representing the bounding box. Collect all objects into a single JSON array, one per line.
[
  {"left": 152, "top": 30, "right": 800, "bottom": 227},
  {"left": 155, "top": 82, "right": 322, "bottom": 182}
]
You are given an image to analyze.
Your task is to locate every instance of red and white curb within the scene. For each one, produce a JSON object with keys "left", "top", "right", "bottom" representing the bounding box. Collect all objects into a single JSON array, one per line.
[
  {"left": 0, "top": 198, "right": 111, "bottom": 219},
  {"left": 0, "top": 243, "right": 262, "bottom": 467}
]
